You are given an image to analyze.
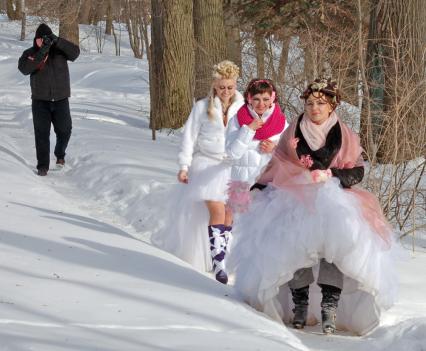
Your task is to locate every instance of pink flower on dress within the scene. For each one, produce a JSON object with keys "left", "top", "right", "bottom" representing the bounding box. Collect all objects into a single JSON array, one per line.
[
  {"left": 311, "top": 169, "right": 332, "bottom": 183},
  {"left": 290, "top": 137, "right": 300, "bottom": 149},
  {"left": 300, "top": 154, "right": 314, "bottom": 168}
]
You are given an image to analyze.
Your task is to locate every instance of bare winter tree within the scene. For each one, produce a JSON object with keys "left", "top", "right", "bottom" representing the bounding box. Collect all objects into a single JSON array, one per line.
[
  {"left": 253, "top": 29, "right": 265, "bottom": 78},
  {"left": 354, "top": 0, "right": 426, "bottom": 238},
  {"left": 193, "top": 0, "right": 227, "bottom": 100},
  {"left": 6, "top": 0, "right": 22, "bottom": 20},
  {"left": 361, "top": 0, "right": 426, "bottom": 163},
  {"left": 78, "top": 0, "right": 92, "bottom": 24},
  {"left": 223, "top": 0, "right": 242, "bottom": 73},
  {"left": 104, "top": 0, "right": 113, "bottom": 35},
  {"left": 275, "top": 29, "right": 291, "bottom": 86},
  {"left": 19, "top": 0, "right": 26, "bottom": 40},
  {"left": 123, "top": 0, "right": 150, "bottom": 59},
  {"left": 58, "top": 0, "right": 80, "bottom": 45},
  {"left": 22, "top": 0, "right": 80, "bottom": 44},
  {"left": 150, "top": 0, "right": 194, "bottom": 130}
]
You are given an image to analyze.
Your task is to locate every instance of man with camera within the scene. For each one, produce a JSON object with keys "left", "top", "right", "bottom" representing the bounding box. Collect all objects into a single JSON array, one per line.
[{"left": 18, "top": 23, "right": 80, "bottom": 176}]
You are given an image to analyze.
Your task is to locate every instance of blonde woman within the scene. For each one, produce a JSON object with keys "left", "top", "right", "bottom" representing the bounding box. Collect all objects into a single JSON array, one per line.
[{"left": 151, "top": 60, "right": 244, "bottom": 284}]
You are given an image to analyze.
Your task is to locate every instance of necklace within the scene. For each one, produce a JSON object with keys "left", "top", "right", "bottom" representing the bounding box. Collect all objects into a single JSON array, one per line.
[{"left": 221, "top": 101, "right": 231, "bottom": 126}]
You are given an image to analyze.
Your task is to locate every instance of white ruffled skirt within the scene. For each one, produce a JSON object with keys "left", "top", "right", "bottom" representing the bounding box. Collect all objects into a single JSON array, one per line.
[
  {"left": 150, "top": 154, "right": 231, "bottom": 272},
  {"left": 228, "top": 177, "right": 400, "bottom": 335}
]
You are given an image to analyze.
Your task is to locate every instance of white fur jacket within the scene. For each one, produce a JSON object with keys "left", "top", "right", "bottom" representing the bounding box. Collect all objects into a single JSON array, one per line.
[{"left": 178, "top": 91, "right": 245, "bottom": 171}]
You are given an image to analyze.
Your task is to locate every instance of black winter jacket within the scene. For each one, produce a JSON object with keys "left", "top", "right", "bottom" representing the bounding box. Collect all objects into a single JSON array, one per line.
[{"left": 18, "top": 37, "right": 80, "bottom": 101}]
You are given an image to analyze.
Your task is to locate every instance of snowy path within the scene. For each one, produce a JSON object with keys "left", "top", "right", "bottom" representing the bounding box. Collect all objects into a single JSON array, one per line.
[
  {"left": 0, "top": 52, "right": 308, "bottom": 349},
  {"left": 1, "top": 16, "right": 425, "bottom": 350},
  {"left": 0, "top": 96, "right": 308, "bottom": 351}
]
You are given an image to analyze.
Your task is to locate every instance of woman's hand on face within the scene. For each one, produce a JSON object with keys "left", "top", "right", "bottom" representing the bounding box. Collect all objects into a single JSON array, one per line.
[
  {"left": 248, "top": 118, "right": 264, "bottom": 131},
  {"left": 259, "top": 139, "right": 276, "bottom": 153},
  {"left": 177, "top": 170, "right": 188, "bottom": 184}
]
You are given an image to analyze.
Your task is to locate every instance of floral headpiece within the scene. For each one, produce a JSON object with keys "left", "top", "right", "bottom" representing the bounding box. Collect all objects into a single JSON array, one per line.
[{"left": 301, "top": 78, "right": 341, "bottom": 106}]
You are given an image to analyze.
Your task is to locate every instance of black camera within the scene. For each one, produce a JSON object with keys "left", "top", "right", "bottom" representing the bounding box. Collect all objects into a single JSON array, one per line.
[{"left": 42, "top": 35, "right": 53, "bottom": 47}]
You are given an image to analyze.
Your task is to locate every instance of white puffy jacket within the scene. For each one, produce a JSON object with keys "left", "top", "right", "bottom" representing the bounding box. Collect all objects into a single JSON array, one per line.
[
  {"left": 178, "top": 91, "right": 245, "bottom": 171},
  {"left": 226, "top": 104, "right": 288, "bottom": 184}
]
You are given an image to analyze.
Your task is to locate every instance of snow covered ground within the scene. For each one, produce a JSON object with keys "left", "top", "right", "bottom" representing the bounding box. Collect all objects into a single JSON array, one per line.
[{"left": 0, "top": 16, "right": 425, "bottom": 350}]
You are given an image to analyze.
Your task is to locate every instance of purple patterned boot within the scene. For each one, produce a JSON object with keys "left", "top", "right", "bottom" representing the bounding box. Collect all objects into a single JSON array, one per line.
[
  {"left": 208, "top": 225, "right": 228, "bottom": 284},
  {"left": 223, "top": 226, "right": 233, "bottom": 254}
]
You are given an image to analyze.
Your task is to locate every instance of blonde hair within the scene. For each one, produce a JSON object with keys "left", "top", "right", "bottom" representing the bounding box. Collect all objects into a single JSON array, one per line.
[
  {"left": 212, "top": 60, "right": 240, "bottom": 80},
  {"left": 207, "top": 60, "right": 240, "bottom": 119}
]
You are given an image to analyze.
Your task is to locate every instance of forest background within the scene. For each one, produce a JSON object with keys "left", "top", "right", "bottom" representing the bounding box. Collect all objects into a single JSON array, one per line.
[{"left": 1, "top": 0, "right": 425, "bottom": 240}]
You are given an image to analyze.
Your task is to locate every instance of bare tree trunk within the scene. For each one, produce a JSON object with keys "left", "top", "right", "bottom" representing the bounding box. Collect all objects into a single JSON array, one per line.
[
  {"left": 149, "top": 0, "right": 161, "bottom": 137},
  {"left": 362, "top": 0, "right": 426, "bottom": 162},
  {"left": 277, "top": 33, "right": 291, "bottom": 85},
  {"left": 124, "top": 3, "right": 140, "bottom": 58},
  {"left": 6, "top": 0, "right": 13, "bottom": 19},
  {"left": 111, "top": 21, "right": 121, "bottom": 56},
  {"left": 360, "top": 0, "right": 381, "bottom": 161},
  {"left": 265, "top": 36, "right": 280, "bottom": 81},
  {"left": 19, "top": 0, "right": 26, "bottom": 41},
  {"left": 193, "top": 0, "right": 227, "bottom": 100},
  {"left": 124, "top": 0, "right": 150, "bottom": 59},
  {"left": 112, "top": 0, "right": 123, "bottom": 56},
  {"left": 59, "top": 1, "right": 80, "bottom": 45},
  {"left": 254, "top": 30, "right": 265, "bottom": 77},
  {"left": 223, "top": 0, "right": 241, "bottom": 73},
  {"left": 78, "top": 0, "right": 92, "bottom": 24},
  {"left": 105, "top": 0, "right": 113, "bottom": 35},
  {"left": 90, "top": 0, "right": 105, "bottom": 25},
  {"left": 150, "top": 0, "right": 194, "bottom": 129},
  {"left": 60, "top": 20, "right": 79, "bottom": 46},
  {"left": 358, "top": 0, "right": 375, "bottom": 162},
  {"left": 6, "top": 0, "right": 20, "bottom": 20},
  {"left": 141, "top": 2, "right": 150, "bottom": 62},
  {"left": 14, "top": 0, "right": 21, "bottom": 19}
]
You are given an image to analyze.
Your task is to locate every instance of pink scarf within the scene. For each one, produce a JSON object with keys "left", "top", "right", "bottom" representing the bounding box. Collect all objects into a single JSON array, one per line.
[
  {"left": 300, "top": 112, "right": 338, "bottom": 151},
  {"left": 237, "top": 103, "right": 286, "bottom": 141},
  {"left": 257, "top": 116, "right": 392, "bottom": 248}
]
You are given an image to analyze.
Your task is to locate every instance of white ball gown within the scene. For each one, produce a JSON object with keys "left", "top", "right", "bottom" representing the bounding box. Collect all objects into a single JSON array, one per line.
[{"left": 228, "top": 116, "right": 401, "bottom": 335}]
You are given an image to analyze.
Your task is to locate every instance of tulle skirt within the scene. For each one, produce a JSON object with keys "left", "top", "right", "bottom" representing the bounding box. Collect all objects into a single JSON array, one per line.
[
  {"left": 228, "top": 177, "right": 401, "bottom": 335},
  {"left": 150, "top": 154, "right": 231, "bottom": 272}
]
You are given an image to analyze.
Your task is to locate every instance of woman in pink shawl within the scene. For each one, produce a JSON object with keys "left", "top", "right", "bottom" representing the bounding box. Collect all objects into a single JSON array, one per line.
[{"left": 228, "top": 78, "right": 399, "bottom": 335}]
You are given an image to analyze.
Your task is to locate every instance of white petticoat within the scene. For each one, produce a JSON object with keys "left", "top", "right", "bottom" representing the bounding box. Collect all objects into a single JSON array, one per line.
[
  {"left": 150, "top": 154, "right": 231, "bottom": 272},
  {"left": 228, "top": 177, "right": 400, "bottom": 335}
]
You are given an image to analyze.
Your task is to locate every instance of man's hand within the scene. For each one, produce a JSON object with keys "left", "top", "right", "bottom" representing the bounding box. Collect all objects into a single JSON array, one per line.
[
  {"left": 47, "top": 33, "right": 59, "bottom": 44},
  {"left": 33, "top": 41, "right": 51, "bottom": 64}
]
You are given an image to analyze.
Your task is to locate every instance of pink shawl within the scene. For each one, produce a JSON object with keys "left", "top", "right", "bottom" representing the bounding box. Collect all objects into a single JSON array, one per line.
[{"left": 257, "top": 116, "right": 392, "bottom": 247}]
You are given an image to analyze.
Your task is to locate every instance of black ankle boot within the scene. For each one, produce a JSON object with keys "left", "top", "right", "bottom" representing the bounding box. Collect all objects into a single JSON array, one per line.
[
  {"left": 320, "top": 284, "right": 341, "bottom": 334},
  {"left": 291, "top": 286, "right": 309, "bottom": 329}
]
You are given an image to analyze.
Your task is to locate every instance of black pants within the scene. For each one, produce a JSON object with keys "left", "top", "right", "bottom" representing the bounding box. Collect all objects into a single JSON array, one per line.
[{"left": 32, "top": 98, "right": 72, "bottom": 170}]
